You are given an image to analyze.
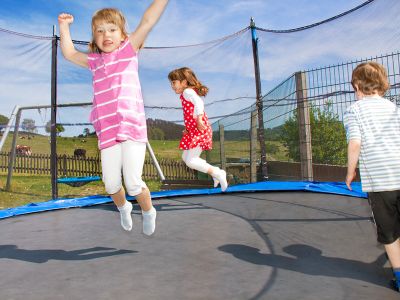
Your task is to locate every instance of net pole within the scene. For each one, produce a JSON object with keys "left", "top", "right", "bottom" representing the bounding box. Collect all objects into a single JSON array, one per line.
[
  {"left": 250, "top": 18, "right": 268, "bottom": 180},
  {"left": 50, "top": 26, "right": 58, "bottom": 199}
]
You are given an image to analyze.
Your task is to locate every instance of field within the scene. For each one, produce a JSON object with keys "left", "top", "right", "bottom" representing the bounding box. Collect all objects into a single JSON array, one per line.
[
  {"left": 2, "top": 133, "right": 288, "bottom": 161},
  {"left": 0, "top": 174, "right": 162, "bottom": 209},
  {"left": 2, "top": 134, "right": 183, "bottom": 159},
  {"left": 0, "top": 133, "right": 288, "bottom": 209}
]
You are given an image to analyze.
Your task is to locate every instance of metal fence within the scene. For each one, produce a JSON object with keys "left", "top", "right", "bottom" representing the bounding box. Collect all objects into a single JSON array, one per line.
[
  {"left": 0, "top": 152, "right": 198, "bottom": 181},
  {"left": 212, "top": 51, "right": 400, "bottom": 182}
]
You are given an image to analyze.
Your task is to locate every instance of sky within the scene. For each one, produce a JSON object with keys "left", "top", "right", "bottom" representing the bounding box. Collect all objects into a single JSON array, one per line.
[
  {"left": 0, "top": 0, "right": 368, "bottom": 45},
  {"left": 0, "top": 0, "right": 398, "bottom": 137}
]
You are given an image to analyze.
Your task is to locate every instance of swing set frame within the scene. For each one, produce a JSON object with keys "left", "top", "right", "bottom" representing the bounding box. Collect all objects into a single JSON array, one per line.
[{"left": 1, "top": 103, "right": 165, "bottom": 193}]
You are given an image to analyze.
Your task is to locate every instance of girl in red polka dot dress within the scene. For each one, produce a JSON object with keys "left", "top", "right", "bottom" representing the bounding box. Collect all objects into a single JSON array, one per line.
[{"left": 168, "top": 67, "right": 228, "bottom": 191}]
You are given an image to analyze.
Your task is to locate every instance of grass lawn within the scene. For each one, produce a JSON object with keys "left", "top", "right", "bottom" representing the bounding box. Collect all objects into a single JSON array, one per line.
[
  {"left": 1, "top": 134, "right": 100, "bottom": 157},
  {"left": 0, "top": 134, "right": 289, "bottom": 209},
  {"left": 0, "top": 174, "right": 162, "bottom": 209},
  {"left": 2, "top": 134, "right": 288, "bottom": 161}
]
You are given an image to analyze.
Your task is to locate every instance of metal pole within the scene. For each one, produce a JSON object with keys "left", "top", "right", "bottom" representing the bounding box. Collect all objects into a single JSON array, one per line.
[
  {"left": 50, "top": 26, "right": 58, "bottom": 199},
  {"left": 250, "top": 18, "right": 268, "bottom": 179},
  {"left": 250, "top": 110, "right": 258, "bottom": 182},
  {"left": 219, "top": 123, "right": 226, "bottom": 170},
  {"left": 0, "top": 105, "right": 20, "bottom": 153},
  {"left": 3, "top": 103, "right": 90, "bottom": 191},
  {"left": 5, "top": 109, "right": 22, "bottom": 191},
  {"left": 146, "top": 142, "right": 165, "bottom": 181}
]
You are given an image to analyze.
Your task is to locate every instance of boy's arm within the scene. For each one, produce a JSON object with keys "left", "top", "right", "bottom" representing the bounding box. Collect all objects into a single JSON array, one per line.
[
  {"left": 58, "top": 13, "right": 88, "bottom": 68},
  {"left": 129, "top": 0, "right": 169, "bottom": 51},
  {"left": 346, "top": 139, "right": 361, "bottom": 190}
]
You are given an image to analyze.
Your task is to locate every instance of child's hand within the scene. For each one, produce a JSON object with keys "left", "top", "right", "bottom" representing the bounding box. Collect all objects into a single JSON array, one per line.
[
  {"left": 58, "top": 13, "right": 74, "bottom": 25},
  {"left": 196, "top": 115, "right": 206, "bottom": 131},
  {"left": 345, "top": 170, "right": 356, "bottom": 190}
]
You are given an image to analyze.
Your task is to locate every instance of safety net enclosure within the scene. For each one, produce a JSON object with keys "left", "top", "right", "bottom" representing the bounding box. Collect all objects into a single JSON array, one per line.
[
  {"left": 0, "top": 0, "right": 399, "bottom": 201},
  {"left": 212, "top": 0, "right": 400, "bottom": 182},
  {"left": 1, "top": 2, "right": 400, "bottom": 297}
]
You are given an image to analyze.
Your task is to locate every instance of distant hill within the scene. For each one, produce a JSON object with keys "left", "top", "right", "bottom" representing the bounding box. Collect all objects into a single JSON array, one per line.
[
  {"left": 73, "top": 119, "right": 184, "bottom": 140},
  {"left": 265, "top": 125, "right": 285, "bottom": 141},
  {"left": 213, "top": 124, "right": 285, "bottom": 141},
  {"left": 147, "top": 118, "right": 185, "bottom": 140},
  {"left": 146, "top": 119, "right": 285, "bottom": 141}
]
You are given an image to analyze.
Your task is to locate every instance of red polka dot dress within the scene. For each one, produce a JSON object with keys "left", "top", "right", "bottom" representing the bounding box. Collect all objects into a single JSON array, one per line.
[{"left": 179, "top": 89, "right": 212, "bottom": 150}]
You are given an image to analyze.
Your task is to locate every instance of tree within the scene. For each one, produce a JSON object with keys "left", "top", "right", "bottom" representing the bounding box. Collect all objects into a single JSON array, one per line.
[
  {"left": 83, "top": 128, "right": 91, "bottom": 137},
  {"left": 148, "top": 127, "right": 165, "bottom": 140},
  {"left": 280, "top": 103, "right": 347, "bottom": 165},
  {"left": 21, "top": 118, "right": 37, "bottom": 135},
  {"left": 45, "top": 121, "right": 65, "bottom": 136},
  {"left": 0, "top": 114, "right": 9, "bottom": 133}
]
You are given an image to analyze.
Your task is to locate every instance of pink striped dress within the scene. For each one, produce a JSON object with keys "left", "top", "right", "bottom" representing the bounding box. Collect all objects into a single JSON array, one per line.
[{"left": 87, "top": 39, "right": 148, "bottom": 150}]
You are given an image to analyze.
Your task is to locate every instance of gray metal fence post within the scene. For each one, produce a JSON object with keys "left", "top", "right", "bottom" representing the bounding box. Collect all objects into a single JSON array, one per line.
[
  {"left": 219, "top": 123, "right": 226, "bottom": 170},
  {"left": 295, "top": 71, "right": 313, "bottom": 181}
]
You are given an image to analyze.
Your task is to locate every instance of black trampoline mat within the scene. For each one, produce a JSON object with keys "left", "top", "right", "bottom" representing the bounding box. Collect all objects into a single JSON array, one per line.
[{"left": 0, "top": 192, "right": 398, "bottom": 300}]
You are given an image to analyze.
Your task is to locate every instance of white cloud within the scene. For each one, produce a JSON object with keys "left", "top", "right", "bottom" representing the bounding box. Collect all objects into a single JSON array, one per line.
[{"left": 0, "top": 0, "right": 399, "bottom": 129}]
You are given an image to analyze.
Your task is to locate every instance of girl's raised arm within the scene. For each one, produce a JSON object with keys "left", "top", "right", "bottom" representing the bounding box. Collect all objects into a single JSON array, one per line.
[
  {"left": 58, "top": 13, "right": 88, "bottom": 68},
  {"left": 129, "top": 0, "right": 168, "bottom": 51}
]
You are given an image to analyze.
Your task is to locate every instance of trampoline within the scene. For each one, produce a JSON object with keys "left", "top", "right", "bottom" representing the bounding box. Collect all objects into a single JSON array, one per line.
[
  {"left": 57, "top": 176, "right": 102, "bottom": 187},
  {"left": 0, "top": 182, "right": 398, "bottom": 300}
]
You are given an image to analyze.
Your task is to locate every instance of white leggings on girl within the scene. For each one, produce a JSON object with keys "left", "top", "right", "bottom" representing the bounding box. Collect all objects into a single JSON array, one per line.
[
  {"left": 101, "top": 140, "right": 147, "bottom": 196},
  {"left": 182, "top": 146, "right": 213, "bottom": 173}
]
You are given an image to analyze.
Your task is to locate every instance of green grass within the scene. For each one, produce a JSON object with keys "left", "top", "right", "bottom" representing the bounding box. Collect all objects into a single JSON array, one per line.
[
  {"left": 0, "top": 134, "right": 289, "bottom": 209},
  {"left": 2, "top": 134, "right": 289, "bottom": 161},
  {"left": 208, "top": 140, "right": 289, "bottom": 162},
  {"left": 0, "top": 174, "right": 161, "bottom": 209},
  {"left": 146, "top": 140, "right": 182, "bottom": 160},
  {"left": 2, "top": 134, "right": 100, "bottom": 156}
]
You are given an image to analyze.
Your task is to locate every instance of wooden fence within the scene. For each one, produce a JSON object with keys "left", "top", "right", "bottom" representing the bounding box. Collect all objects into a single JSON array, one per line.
[
  {"left": 0, "top": 152, "right": 354, "bottom": 184},
  {"left": 0, "top": 152, "right": 198, "bottom": 180}
]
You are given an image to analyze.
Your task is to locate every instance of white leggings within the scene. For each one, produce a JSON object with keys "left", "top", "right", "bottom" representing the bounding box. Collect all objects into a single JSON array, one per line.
[
  {"left": 182, "top": 146, "right": 213, "bottom": 174},
  {"left": 101, "top": 140, "right": 147, "bottom": 196}
]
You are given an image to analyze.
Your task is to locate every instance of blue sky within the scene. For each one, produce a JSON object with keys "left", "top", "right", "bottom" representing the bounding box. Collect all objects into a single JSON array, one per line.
[
  {"left": 1, "top": 0, "right": 399, "bottom": 136},
  {"left": 0, "top": 0, "right": 367, "bottom": 44}
]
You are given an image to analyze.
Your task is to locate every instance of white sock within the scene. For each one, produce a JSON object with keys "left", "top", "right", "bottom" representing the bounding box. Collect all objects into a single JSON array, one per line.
[
  {"left": 213, "top": 168, "right": 228, "bottom": 192},
  {"left": 117, "top": 201, "right": 133, "bottom": 231},
  {"left": 212, "top": 177, "right": 220, "bottom": 188},
  {"left": 142, "top": 206, "right": 156, "bottom": 236},
  {"left": 211, "top": 167, "right": 220, "bottom": 187}
]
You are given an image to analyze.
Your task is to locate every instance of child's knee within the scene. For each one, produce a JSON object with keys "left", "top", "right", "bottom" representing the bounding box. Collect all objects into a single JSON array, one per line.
[
  {"left": 105, "top": 183, "right": 122, "bottom": 195},
  {"left": 125, "top": 183, "right": 145, "bottom": 196},
  {"left": 103, "top": 177, "right": 122, "bottom": 195},
  {"left": 184, "top": 158, "right": 195, "bottom": 169}
]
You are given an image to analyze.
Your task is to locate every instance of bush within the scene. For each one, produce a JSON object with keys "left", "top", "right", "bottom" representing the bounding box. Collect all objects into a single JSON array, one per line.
[{"left": 281, "top": 103, "right": 347, "bottom": 165}]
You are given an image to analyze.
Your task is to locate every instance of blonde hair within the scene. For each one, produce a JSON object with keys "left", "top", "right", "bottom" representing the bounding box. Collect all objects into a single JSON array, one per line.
[
  {"left": 351, "top": 62, "right": 390, "bottom": 96},
  {"left": 168, "top": 67, "right": 209, "bottom": 97},
  {"left": 89, "top": 8, "right": 129, "bottom": 53}
]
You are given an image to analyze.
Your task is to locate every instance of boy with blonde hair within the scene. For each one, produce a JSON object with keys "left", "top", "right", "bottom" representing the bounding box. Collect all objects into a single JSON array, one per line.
[{"left": 344, "top": 61, "right": 400, "bottom": 291}]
